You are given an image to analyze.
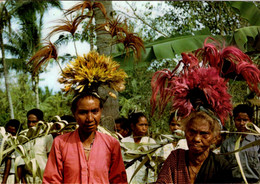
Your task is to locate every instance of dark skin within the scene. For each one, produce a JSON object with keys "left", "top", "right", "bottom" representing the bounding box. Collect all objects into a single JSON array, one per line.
[
  {"left": 3, "top": 126, "right": 19, "bottom": 183},
  {"left": 131, "top": 116, "right": 149, "bottom": 143},
  {"left": 234, "top": 112, "right": 252, "bottom": 138},
  {"left": 185, "top": 118, "right": 216, "bottom": 184},
  {"left": 74, "top": 96, "right": 102, "bottom": 160},
  {"left": 17, "top": 113, "right": 40, "bottom": 183},
  {"left": 2, "top": 157, "right": 11, "bottom": 184}
]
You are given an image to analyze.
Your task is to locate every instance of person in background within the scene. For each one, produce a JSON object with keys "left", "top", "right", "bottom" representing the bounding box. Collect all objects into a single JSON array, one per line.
[
  {"left": 51, "top": 115, "right": 76, "bottom": 139},
  {"left": 157, "top": 111, "right": 234, "bottom": 183},
  {"left": 221, "top": 104, "right": 260, "bottom": 183},
  {"left": 115, "top": 117, "right": 131, "bottom": 139},
  {"left": 43, "top": 92, "right": 127, "bottom": 183},
  {"left": 121, "top": 112, "right": 157, "bottom": 184},
  {"left": 17, "top": 108, "right": 53, "bottom": 184},
  {"left": 161, "top": 113, "right": 188, "bottom": 160},
  {"left": 60, "top": 115, "right": 76, "bottom": 123},
  {"left": 0, "top": 119, "right": 20, "bottom": 184}
]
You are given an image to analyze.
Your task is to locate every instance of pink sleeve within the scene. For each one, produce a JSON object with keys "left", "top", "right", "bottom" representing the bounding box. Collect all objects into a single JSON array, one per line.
[
  {"left": 42, "top": 138, "right": 63, "bottom": 184},
  {"left": 109, "top": 139, "right": 128, "bottom": 184}
]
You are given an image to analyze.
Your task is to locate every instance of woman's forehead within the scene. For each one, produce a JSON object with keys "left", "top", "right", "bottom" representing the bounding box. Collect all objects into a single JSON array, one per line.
[{"left": 187, "top": 118, "right": 211, "bottom": 131}]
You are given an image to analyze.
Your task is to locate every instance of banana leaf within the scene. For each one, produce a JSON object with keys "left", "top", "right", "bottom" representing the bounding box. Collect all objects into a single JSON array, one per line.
[
  {"left": 232, "top": 26, "right": 260, "bottom": 52},
  {"left": 228, "top": 2, "right": 260, "bottom": 26},
  {"left": 234, "top": 135, "right": 248, "bottom": 184}
]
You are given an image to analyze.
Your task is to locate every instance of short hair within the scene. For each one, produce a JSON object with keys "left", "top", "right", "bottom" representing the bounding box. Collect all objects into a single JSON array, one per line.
[
  {"left": 233, "top": 104, "right": 253, "bottom": 120},
  {"left": 5, "top": 119, "right": 20, "bottom": 131},
  {"left": 71, "top": 92, "right": 103, "bottom": 114},
  {"left": 182, "top": 111, "right": 221, "bottom": 138},
  {"left": 168, "top": 112, "right": 182, "bottom": 125},
  {"left": 27, "top": 108, "right": 44, "bottom": 120},
  {"left": 60, "top": 115, "right": 76, "bottom": 123},
  {"left": 128, "top": 112, "right": 147, "bottom": 126},
  {"left": 115, "top": 117, "right": 130, "bottom": 130}
]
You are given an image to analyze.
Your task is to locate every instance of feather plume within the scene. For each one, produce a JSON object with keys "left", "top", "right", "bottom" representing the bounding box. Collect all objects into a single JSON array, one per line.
[
  {"left": 65, "top": 1, "right": 107, "bottom": 17},
  {"left": 236, "top": 61, "right": 260, "bottom": 95},
  {"left": 150, "top": 69, "right": 175, "bottom": 115},
  {"left": 58, "top": 51, "right": 128, "bottom": 95},
  {"left": 28, "top": 41, "right": 58, "bottom": 74},
  {"left": 98, "top": 16, "right": 145, "bottom": 59},
  {"left": 171, "top": 67, "right": 232, "bottom": 124},
  {"left": 196, "top": 37, "right": 260, "bottom": 95},
  {"left": 47, "top": 15, "right": 88, "bottom": 39}
]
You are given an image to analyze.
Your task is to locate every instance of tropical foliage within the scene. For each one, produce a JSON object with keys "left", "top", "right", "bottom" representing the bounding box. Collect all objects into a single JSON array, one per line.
[{"left": 0, "top": 1, "right": 260, "bottom": 183}]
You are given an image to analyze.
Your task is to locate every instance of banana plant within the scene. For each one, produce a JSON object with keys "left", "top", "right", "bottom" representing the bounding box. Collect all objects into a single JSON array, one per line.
[{"left": 113, "top": 1, "right": 260, "bottom": 68}]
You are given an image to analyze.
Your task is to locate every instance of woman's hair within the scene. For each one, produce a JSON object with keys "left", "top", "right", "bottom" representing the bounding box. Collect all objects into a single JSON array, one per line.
[
  {"left": 71, "top": 92, "right": 103, "bottom": 114},
  {"left": 168, "top": 112, "right": 182, "bottom": 125},
  {"left": 27, "top": 108, "right": 44, "bottom": 120},
  {"left": 128, "top": 112, "right": 147, "bottom": 127},
  {"left": 233, "top": 104, "right": 253, "bottom": 120},
  {"left": 5, "top": 119, "right": 20, "bottom": 132},
  {"left": 182, "top": 111, "right": 221, "bottom": 138}
]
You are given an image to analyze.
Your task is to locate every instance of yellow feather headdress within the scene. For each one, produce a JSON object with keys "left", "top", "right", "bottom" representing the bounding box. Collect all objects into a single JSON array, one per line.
[{"left": 58, "top": 51, "right": 128, "bottom": 99}]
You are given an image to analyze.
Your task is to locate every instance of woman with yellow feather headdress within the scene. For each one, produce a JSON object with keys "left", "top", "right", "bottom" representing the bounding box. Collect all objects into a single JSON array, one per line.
[{"left": 43, "top": 51, "right": 128, "bottom": 184}]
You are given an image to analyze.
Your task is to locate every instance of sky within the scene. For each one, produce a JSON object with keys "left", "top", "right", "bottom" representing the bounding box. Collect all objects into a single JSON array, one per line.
[
  {"left": 38, "top": 1, "right": 163, "bottom": 93},
  {"left": 39, "top": 1, "right": 87, "bottom": 92}
]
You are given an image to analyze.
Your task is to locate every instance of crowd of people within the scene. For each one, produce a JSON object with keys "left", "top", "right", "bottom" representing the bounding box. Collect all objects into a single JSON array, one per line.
[
  {"left": 0, "top": 102, "right": 259, "bottom": 184},
  {"left": 1, "top": 39, "right": 260, "bottom": 183}
]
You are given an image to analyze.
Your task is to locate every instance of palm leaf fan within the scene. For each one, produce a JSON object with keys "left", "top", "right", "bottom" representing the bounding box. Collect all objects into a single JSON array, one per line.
[{"left": 28, "top": 41, "right": 58, "bottom": 74}]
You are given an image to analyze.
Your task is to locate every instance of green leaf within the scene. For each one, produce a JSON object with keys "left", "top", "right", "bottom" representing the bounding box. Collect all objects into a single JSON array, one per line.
[
  {"left": 129, "top": 154, "right": 150, "bottom": 184},
  {"left": 233, "top": 26, "right": 260, "bottom": 52},
  {"left": 228, "top": 2, "right": 260, "bottom": 26},
  {"left": 234, "top": 135, "right": 248, "bottom": 184},
  {"left": 114, "top": 35, "right": 223, "bottom": 66}
]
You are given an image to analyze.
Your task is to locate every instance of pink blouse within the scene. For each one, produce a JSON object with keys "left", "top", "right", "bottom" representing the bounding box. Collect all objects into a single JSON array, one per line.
[{"left": 43, "top": 129, "right": 127, "bottom": 184}]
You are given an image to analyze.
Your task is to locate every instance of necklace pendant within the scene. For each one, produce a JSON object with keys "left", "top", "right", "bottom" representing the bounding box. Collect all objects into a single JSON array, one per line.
[{"left": 84, "top": 147, "right": 91, "bottom": 151}]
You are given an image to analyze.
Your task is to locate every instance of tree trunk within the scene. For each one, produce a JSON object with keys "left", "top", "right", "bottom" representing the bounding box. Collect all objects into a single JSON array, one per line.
[
  {"left": 32, "top": 73, "right": 40, "bottom": 108},
  {"left": 94, "top": 1, "right": 115, "bottom": 55},
  {"left": 95, "top": 2, "right": 119, "bottom": 131},
  {"left": 35, "top": 74, "right": 40, "bottom": 108},
  {"left": 0, "top": 29, "right": 14, "bottom": 118}
]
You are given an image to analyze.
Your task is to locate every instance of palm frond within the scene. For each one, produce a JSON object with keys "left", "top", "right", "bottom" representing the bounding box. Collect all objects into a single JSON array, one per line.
[
  {"left": 27, "top": 41, "right": 58, "bottom": 74},
  {"left": 65, "top": 1, "right": 107, "bottom": 18},
  {"left": 46, "top": 15, "right": 88, "bottom": 39},
  {"left": 119, "top": 32, "right": 145, "bottom": 59},
  {"left": 96, "top": 16, "right": 126, "bottom": 37}
]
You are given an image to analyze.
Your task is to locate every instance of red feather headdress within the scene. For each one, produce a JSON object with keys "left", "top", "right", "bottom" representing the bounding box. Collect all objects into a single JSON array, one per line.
[{"left": 151, "top": 37, "right": 260, "bottom": 125}]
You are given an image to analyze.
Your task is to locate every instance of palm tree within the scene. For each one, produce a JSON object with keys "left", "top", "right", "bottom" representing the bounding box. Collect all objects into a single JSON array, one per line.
[
  {"left": 13, "top": 0, "right": 62, "bottom": 108},
  {"left": 0, "top": 1, "right": 16, "bottom": 118}
]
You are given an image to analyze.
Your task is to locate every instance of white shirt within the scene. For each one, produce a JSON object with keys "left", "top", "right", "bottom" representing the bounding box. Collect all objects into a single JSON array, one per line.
[{"left": 121, "top": 135, "right": 157, "bottom": 184}]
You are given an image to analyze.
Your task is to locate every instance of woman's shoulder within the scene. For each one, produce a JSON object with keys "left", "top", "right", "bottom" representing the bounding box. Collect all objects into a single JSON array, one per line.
[
  {"left": 96, "top": 131, "right": 120, "bottom": 144},
  {"left": 54, "top": 131, "right": 76, "bottom": 143}
]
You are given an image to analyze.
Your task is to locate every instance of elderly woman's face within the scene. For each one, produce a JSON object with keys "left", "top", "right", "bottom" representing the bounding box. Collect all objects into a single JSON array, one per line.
[
  {"left": 74, "top": 96, "right": 102, "bottom": 134},
  {"left": 185, "top": 118, "right": 215, "bottom": 154}
]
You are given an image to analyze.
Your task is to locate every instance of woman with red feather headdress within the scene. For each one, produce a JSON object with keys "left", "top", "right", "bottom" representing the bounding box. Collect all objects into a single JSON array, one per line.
[{"left": 153, "top": 37, "right": 260, "bottom": 183}]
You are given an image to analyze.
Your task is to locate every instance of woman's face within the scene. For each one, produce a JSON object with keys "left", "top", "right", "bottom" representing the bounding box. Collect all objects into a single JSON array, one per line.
[
  {"left": 185, "top": 118, "right": 215, "bottom": 154},
  {"left": 74, "top": 96, "right": 102, "bottom": 134},
  {"left": 132, "top": 116, "right": 148, "bottom": 136},
  {"left": 169, "top": 118, "right": 182, "bottom": 134},
  {"left": 234, "top": 112, "right": 251, "bottom": 132}
]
